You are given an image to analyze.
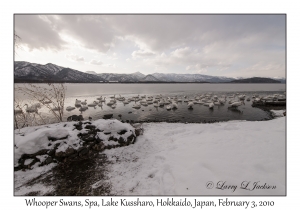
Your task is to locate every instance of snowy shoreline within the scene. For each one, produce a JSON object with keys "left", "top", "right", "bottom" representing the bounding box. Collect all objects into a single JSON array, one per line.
[
  {"left": 14, "top": 111, "right": 286, "bottom": 196},
  {"left": 103, "top": 116, "right": 285, "bottom": 195}
]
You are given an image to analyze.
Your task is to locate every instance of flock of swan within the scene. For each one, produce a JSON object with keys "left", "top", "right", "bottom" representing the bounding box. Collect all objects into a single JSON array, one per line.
[
  {"left": 14, "top": 92, "right": 286, "bottom": 115},
  {"left": 64, "top": 92, "right": 274, "bottom": 113}
]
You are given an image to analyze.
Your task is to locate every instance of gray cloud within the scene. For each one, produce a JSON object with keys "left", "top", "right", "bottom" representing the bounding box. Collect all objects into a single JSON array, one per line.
[
  {"left": 90, "top": 59, "right": 103, "bottom": 65},
  {"left": 132, "top": 50, "right": 155, "bottom": 58},
  {"left": 14, "top": 14, "right": 285, "bottom": 77},
  {"left": 66, "top": 54, "right": 85, "bottom": 62},
  {"left": 15, "top": 15, "right": 66, "bottom": 50}
]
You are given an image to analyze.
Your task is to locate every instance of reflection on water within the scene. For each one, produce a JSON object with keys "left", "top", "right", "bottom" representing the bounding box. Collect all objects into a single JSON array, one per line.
[{"left": 15, "top": 83, "right": 286, "bottom": 124}]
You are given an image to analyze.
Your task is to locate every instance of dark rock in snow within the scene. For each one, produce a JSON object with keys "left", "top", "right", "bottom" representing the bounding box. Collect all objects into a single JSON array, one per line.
[
  {"left": 103, "top": 114, "right": 113, "bottom": 119},
  {"left": 85, "top": 124, "right": 96, "bottom": 130},
  {"left": 43, "top": 156, "right": 53, "bottom": 165},
  {"left": 48, "top": 135, "right": 68, "bottom": 141},
  {"left": 117, "top": 129, "right": 127, "bottom": 135},
  {"left": 67, "top": 115, "right": 84, "bottom": 122}
]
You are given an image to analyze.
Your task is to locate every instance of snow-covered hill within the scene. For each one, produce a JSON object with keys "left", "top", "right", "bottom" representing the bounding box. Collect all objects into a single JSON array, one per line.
[
  {"left": 140, "top": 74, "right": 159, "bottom": 82},
  {"left": 15, "top": 61, "right": 104, "bottom": 82},
  {"left": 14, "top": 61, "right": 285, "bottom": 83}
]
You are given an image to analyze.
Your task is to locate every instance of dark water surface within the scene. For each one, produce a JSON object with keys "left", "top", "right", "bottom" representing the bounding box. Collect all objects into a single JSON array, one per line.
[{"left": 15, "top": 83, "right": 286, "bottom": 123}]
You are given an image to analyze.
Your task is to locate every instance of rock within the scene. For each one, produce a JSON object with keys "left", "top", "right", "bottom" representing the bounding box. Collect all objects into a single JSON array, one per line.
[
  {"left": 48, "top": 135, "right": 68, "bottom": 141},
  {"left": 118, "top": 136, "right": 126, "bottom": 145},
  {"left": 118, "top": 114, "right": 122, "bottom": 118},
  {"left": 67, "top": 115, "right": 84, "bottom": 122},
  {"left": 135, "top": 129, "right": 142, "bottom": 136},
  {"left": 117, "top": 129, "right": 127, "bottom": 135},
  {"left": 127, "top": 133, "right": 136, "bottom": 144},
  {"left": 43, "top": 156, "right": 53, "bottom": 165},
  {"left": 20, "top": 149, "right": 49, "bottom": 160},
  {"left": 103, "top": 114, "right": 113, "bottom": 119},
  {"left": 92, "top": 143, "right": 105, "bottom": 151},
  {"left": 85, "top": 124, "right": 96, "bottom": 130},
  {"left": 14, "top": 165, "right": 23, "bottom": 171},
  {"left": 81, "top": 134, "right": 96, "bottom": 142},
  {"left": 65, "top": 147, "right": 75, "bottom": 156},
  {"left": 55, "top": 147, "right": 75, "bottom": 157},
  {"left": 88, "top": 116, "right": 92, "bottom": 121},
  {"left": 48, "top": 149, "right": 56, "bottom": 157},
  {"left": 128, "top": 112, "right": 132, "bottom": 114},
  {"left": 106, "top": 145, "right": 113, "bottom": 150},
  {"left": 74, "top": 121, "right": 83, "bottom": 130},
  {"left": 283, "top": 111, "right": 286, "bottom": 116},
  {"left": 104, "top": 132, "right": 111, "bottom": 135}
]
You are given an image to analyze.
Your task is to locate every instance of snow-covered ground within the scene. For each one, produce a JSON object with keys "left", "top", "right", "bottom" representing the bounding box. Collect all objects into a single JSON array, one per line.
[
  {"left": 14, "top": 119, "right": 136, "bottom": 195},
  {"left": 14, "top": 115, "right": 286, "bottom": 196},
  {"left": 104, "top": 117, "right": 286, "bottom": 195}
]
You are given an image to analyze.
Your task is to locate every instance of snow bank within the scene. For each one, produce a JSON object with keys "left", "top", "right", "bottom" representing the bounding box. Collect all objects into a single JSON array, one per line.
[
  {"left": 14, "top": 119, "right": 136, "bottom": 165},
  {"left": 14, "top": 119, "right": 137, "bottom": 195},
  {"left": 103, "top": 117, "right": 286, "bottom": 195}
]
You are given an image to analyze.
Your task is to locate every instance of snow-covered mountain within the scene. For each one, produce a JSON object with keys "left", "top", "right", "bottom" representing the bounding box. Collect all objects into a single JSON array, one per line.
[
  {"left": 85, "top": 71, "right": 98, "bottom": 75},
  {"left": 140, "top": 74, "right": 159, "bottom": 82},
  {"left": 152, "top": 73, "right": 235, "bottom": 83},
  {"left": 14, "top": 61, "right": 285, "bottom": 83},
  {"left": 15, "top": 61, "right": 104, "bottom": 83},
  {"left": 131, "top": 71, "right": 145, "bottom": 79},
  {"left": 97, "top": 73, "right": 142, "bottom": 82}
]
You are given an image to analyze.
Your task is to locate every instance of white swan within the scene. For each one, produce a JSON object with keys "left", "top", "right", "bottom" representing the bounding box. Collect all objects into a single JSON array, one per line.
[
  {"left": 209, "top": 102, "right": 214, "bottom": 109},
  {"left": 79, "top": 106, "right": 88, "bottom": 111},
  {"left": 24, "top": 104, "right": 39, "bottom": 113},
  {"left": 107, "top": 99, "right": 116, "bottom": 106},
  {"left": 75, "top": 99, "right": 81, "bottom": 107},
  {"left": 66, "top": 106, "right": 75, "bottom": 111},
  {"left": 229, "top": 101, "right": 245, "bottom": 108},
  {"left": 88, "top": 101, "right": 97, "bottom": 107},
  {"left": 187, "top": 101, "right": 194, "bottom": 109},
  {"left": 52, "top": 107, "right": 61, "bottom": 111},
  {"left": 132, "top": 104, "right": 141, "bottom": 109},
  {"left": 172, "top": 102, "right": 178, "bottom": 109},
  {"left": 81, "top": 100, "right": 87, "bottom": 105},
  {"left": 99, "top": 97, "right": 106, "bottom": 102},
  {"left": 214, "top": 101, "right": 221, "bottom": 106},
  {"left": 166, "top": 105, "right": 172, "bottom": 110},
  {"left": 14, "top": 105, "right": 23, "bottom": 114}
]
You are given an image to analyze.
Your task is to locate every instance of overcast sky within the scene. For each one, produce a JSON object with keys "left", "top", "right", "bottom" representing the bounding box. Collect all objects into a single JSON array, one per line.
[{"left": 14, "top": 14, "right": 285, "bottom": 78}]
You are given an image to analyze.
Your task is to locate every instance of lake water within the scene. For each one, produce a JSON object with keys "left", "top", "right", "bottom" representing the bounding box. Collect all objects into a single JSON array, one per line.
[{"left": 15, "top": 83, "right": 286, "bottom": 124}]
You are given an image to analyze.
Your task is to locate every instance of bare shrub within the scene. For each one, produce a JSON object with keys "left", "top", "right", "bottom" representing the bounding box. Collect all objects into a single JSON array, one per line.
[{"left": 15, "top": 83, "right": 66, "bottom": 128}]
